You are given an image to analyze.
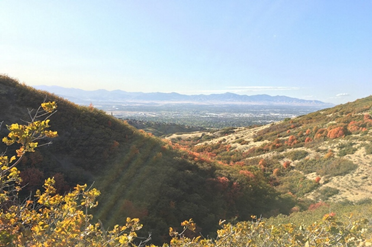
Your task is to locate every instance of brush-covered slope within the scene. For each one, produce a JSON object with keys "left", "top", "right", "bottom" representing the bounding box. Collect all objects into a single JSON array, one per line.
[
  {"left": 168, "top": 95, "right": 372, "bottom": 206},
  {"left": 0, "top": 75, "right": 294, "bottom": 244},
  {"left": 124, "top": 119, "right": 206, "bottom": 136}
]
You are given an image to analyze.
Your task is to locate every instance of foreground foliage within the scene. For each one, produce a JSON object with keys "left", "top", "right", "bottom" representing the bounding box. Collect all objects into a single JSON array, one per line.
[
  {"left": 168, "top": 214, "right": 372, "bottom": 246},
  {"left": 0, "top": 102, "right": 143, "bottom": 246}
]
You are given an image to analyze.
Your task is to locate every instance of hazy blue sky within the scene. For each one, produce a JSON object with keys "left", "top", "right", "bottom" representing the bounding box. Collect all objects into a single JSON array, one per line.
[{"left": 1, "top": 1, "right": 371, "bottom": 104}]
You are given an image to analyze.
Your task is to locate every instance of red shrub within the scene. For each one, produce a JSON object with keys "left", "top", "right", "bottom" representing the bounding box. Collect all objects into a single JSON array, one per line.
[
  {"left": 283, "top": 161, "right": 291, "bottom": 169},
  {"left": 216, "top": 176, "right": 230, "bottom": 190},
  {"left": 305, "top": 137, "right": 313, "bottom": 143},
  {"left": 364, "top": 114, "right": 372, "bottom": 121},
  {"left": 52, "top": 173, "right": 70, "bottom": 194},
  {"left": 29, "top": 151, "right": 44, "bottom": 166},
  {"left": 217, "top": 176, "right": 230, "bottom": 184},
  {"left": 20, "top": 168, "right": 44, "bottom": 191},
  {"left": 258, "top": 159, "right": 266, "bottom": 167},
  {"left": 273, "top": 168, "right": 280, "bottom": 177},
  {"left": 324, "top": 150, "right": 334, "bottom": 159},
  {"left": 348, "top": 121, "right": 363, "bottom": 132},
  {"left": 239, "top": 170, "right": 255, "bottom": 179},
  {"left": 290, "top": 206, "right": 300, "bottom": 213},
  {"left": 308, "top": 201, "right": 328, "bottom": 211},
  {"left": 314, "top": 128, "right": 328, "bottom": 139},
  {"left": 327, "top": 126, "right": 346, "bottom": 139},
  {"left": 285, "top": 135, "right": 298, "bottom": 146},
  {"left": 235, "top": 161, "right": 245, "bottom": 166}
]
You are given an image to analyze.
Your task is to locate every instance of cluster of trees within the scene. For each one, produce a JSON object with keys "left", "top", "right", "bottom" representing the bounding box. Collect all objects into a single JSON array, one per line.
[{"left": 123, "top": 119, "right": 205, "bottom": 137}]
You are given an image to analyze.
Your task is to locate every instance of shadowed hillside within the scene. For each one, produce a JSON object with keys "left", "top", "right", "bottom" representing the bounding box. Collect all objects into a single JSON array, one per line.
[{"left": 124, "top": 119, "right": 206, "bottom": 136}]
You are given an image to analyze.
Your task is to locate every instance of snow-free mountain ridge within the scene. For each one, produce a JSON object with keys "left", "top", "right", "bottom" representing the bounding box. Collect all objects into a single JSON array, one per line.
[{"left": 35, "top": 85, "right": 333, "bottom": 107}]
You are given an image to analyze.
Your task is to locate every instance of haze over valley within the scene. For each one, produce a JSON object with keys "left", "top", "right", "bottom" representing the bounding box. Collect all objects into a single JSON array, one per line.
[{"left": 35, "top": 85, "right": 332, "bottom": 128}]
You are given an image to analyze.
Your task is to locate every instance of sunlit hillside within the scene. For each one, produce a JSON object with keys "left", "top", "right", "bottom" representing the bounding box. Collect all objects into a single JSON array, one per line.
[{"left": 168, "top": 95, "right": 372, "bottom": 205}]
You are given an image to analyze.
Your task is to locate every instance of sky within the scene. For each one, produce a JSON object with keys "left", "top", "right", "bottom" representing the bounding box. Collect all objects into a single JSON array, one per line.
[{"left": 1, "top": 1, "right": 371, "bottom": 105}]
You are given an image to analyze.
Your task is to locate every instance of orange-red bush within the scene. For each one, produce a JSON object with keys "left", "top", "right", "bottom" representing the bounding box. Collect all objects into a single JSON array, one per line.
[
  {"left": 283, "top": 161, "right": 291, "bottom": 169},
  {"left": 327, "top": 126, "right": 346, "bottom": 139},
  {"left": 273, "top": 168, "right": 280, "bottom": 177},
  {"left": 308, "top": 201, "right": 328, "bottom": 211},
  {"left": 314, "top": 128, "right": 327, "bottom": 139},
  {"left": 324, "top": 150, "right": 334, "bottom": 159},
  {"left": 239, "top": 170, "right": 255, "bottom": 179},
  {"left": 285, "top": 135, "right": 298, "bottom": 146}
]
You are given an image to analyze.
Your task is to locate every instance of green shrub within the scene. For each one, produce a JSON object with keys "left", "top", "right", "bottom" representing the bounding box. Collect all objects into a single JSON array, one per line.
[
  {"left": 169, "top": 206, "right": 372, "bottom": 246},
  {"left": 338, "top": 142, "right": 357, "bottom": 156},
  {"left": 253, "top": 136, "right": 263, "bottom": 142},
  {"left": 219, "top": 127, "right": 235, "bottom": 135},
  {"left": 285, "top": 150, "right": 309, "bottom": 160},
  {"left": 277, "top": 171, "right": 318, "bottom": 197},
  {"left": 364, "top": 143, "right": 372, "bottom": 155},
  {"left": 316, "top": 186, "right": 340, "bottom": 201},
  {"left": 296, "top": 158, "right": 357, "bottom": 177}
]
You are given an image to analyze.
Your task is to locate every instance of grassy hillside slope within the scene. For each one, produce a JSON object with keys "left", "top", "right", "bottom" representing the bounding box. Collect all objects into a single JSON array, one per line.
[{"left": 168, "top": 94, "right": 372, "bottom": 206}]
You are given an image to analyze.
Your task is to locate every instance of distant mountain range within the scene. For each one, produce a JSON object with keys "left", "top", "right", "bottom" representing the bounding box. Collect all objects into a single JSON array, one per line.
[{"left": 35, "top": 85, "right": 333, "bottom": 107}]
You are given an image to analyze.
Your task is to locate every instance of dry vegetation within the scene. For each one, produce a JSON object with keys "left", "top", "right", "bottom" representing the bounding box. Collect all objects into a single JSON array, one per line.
[
  {"left": 167, "top": 96, "right": 372, "bottom": 204},
  {"left": 1, "top": 74, "right": 372, "bottom": 246}
]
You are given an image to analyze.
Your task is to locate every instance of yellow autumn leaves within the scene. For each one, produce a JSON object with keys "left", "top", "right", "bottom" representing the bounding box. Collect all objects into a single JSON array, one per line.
[
  {"left": 2, "top": 119, "right": 57, "bottom": 158},
  {"left": 0, "top": 102, "right": 142, "bottom": 246}
]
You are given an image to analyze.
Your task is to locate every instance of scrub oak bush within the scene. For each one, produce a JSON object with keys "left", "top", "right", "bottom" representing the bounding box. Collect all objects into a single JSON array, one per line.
[{"left": 0, "top": 102, "right": 143, "bottom": 246}]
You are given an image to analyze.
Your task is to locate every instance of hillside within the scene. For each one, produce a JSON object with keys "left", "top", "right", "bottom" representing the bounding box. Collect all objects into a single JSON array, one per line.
[
  {"left": 124, "top": 119, "right": 206, "bottom": 136},
  {"left": 0, "top": 75, "right": 296, "bottom": 244},
  {"left": 167, "top": 95, "right": 372, "bottom": 205},
  {"left": 2, "top": 75, "right": 372, "bottom": 245}
]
